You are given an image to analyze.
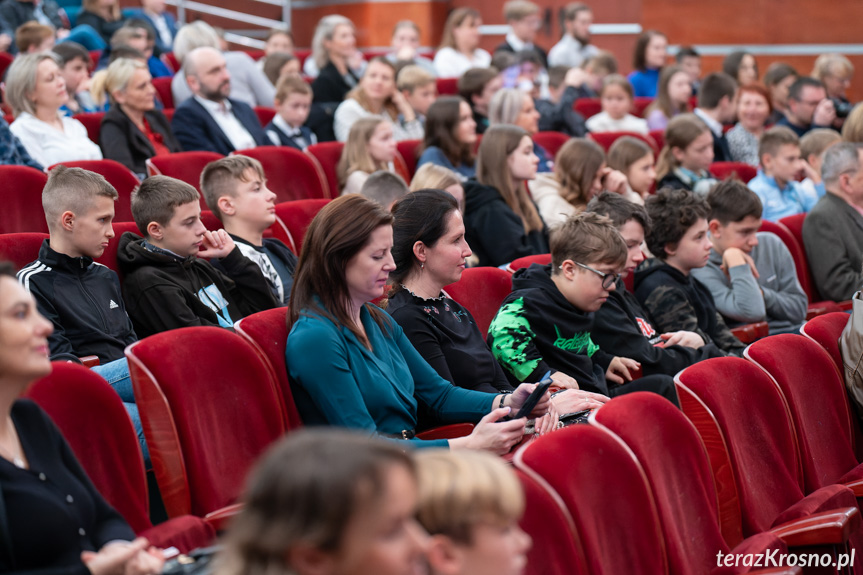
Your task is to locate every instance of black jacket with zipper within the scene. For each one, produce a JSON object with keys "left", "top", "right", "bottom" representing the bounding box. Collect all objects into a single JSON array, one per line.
[{"left": 17, "top": 240, "right": 137, "bottom": 364}]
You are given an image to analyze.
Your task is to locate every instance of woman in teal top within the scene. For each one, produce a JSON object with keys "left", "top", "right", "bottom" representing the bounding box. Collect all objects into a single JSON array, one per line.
[{"left": 285, "top": 194, "right": 556, "bottom": 452}]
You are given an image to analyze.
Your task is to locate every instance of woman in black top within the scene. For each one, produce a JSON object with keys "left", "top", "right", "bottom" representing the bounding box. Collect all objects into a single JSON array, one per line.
[
  {"left": 309, "top": 15, "right": 362, "bottom": 104},
  {"left": 388, "top": 190, "right": 608, "bottom": 426},
  {"left": 0, "top": 262, "right": 163, "bottom": 575}
]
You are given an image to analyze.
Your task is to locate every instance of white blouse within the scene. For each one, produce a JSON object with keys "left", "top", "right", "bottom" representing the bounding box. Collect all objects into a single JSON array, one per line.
[
  {"left": 432, "top": 47, "right": 492, "bottom": 78},
  {"left": 10, "top": 112, "right": 102, "bottom": 168}
]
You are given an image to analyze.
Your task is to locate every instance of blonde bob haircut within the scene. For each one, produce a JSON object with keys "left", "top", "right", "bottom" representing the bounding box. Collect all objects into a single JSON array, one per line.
[
  {"left": 337, "top": 117, "right": 391, "bottom": 189},
  {"left": 409, "top": 163, "right": 461, "bottom": 192},
  {"left": 475, "top": 124, "right": 544, "bottom": 233},
  {"left": 90, "top": 58, "right": 148, "bottom": 108},
  {"left": 5, "top": 52, "right": 61, "bottom": 118},
  {"left": 415, "top": 449, "right": 524, "bottom": 544}
]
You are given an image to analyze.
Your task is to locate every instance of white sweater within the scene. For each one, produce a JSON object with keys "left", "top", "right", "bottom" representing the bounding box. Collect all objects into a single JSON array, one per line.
[{"left": 10, "top": 112, "right": 102, "bottom": 168}]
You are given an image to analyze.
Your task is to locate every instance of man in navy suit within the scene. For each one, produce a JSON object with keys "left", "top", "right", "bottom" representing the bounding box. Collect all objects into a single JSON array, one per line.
[{"left": 171, "top": 47, "right": 270, "bottom": 155}]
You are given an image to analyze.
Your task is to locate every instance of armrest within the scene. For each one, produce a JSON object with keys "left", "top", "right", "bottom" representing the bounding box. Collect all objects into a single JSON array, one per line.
[
  {"left": 731, "top": 322, "right": 769, "bottom": 344},
  {"left": 769, "top": 508, "right": 860, "bottom": 547},
  {"left": 842, "top": 478, "right": 863, "bottom": 498},
  {"left": 416, "top": 423, "right": 474, "bottom": 441},
  {"left": 79, "top": 355, "right": 100, "bottom": 367},
  {"left": 203, "top": 502, "right": 244, "bottom": 532},
  {"left": 806, "top": 301, "right": 842, "bottom": 320}
]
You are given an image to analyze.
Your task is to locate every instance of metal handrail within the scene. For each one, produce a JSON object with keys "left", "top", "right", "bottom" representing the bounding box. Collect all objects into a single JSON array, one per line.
[{"left": 167, "top": 0, "right": 290, "bottom": 44}]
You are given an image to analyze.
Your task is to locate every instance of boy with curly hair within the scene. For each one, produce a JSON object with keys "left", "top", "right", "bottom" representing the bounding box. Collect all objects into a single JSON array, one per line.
[{"left": 634, "top": 187, "right": 745, "bottom": 355}]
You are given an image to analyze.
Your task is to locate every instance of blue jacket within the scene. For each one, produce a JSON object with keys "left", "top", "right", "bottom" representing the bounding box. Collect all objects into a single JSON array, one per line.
[
  {"left": 129, "top": 9, "right": 176, "bottom": 55},
  {"left": 171, "top": 97, "right": 270, "bottom": 155},
  {"left": 286, "top": 304, "right": 494, "bottom": 447}
]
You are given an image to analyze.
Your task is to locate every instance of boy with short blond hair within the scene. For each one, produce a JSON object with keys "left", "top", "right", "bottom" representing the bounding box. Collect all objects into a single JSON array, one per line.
[
  {"left": 200, "top": 155, "right": 297, "bottom": 304},
  {"left": 634, "top": 188, "right": 746, "bottom": 355},
  {"left": 397, "top": 64, "right": 437, "bottom": 121},
  {"left": 692, "top": 180, "right": 807, "bottom": 334},
  {"left": 15, "top": 21, "right": 54, "bottom": 53},
  {"left": 118, "top": 175, "right": 278, "bottom": 337},
  {"left": 488, "top": 212, "right": 678, "bottom": 403},
  {"left": 800, "top": 128, "right": 842, "bottom": 198},
  {"left": 747, "top": 125, "right": 819, "bottom": 221},
  {"left": 18, "top": 166, "right": 149, "bottom": 463},
  {"left": 265, "top": 74, "right": 316, "bottom": 150}
]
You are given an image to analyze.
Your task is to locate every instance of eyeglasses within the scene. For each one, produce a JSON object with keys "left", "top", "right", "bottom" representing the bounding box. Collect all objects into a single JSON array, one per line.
[{"left": 562, "top": 262, "right": 620, "bottom": 289}]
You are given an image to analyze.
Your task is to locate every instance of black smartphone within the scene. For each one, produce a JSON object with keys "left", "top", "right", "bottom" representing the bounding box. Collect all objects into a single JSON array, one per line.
[{"left": 508, "top": 373, "right": 552, "bottom": 420}]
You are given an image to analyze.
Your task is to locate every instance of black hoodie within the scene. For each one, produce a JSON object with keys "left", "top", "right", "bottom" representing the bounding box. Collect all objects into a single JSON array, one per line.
[
  {"left": 463, "top": 180, "right": 549, "bottom": 268},
  {"left": 487, "top": 264, "right": 614, "bottom": 395},
  {"left": 633, "top": 258, "right": 745, "bottom": 355},
  {"left": 117, "top": 232, "right": 278, "bottom": 338},
  {"left": 593, "top": 277, "right": 725, "bottom": 377}
]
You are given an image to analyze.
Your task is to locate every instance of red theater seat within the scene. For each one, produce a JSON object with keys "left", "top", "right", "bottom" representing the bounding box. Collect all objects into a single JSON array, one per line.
[
  {"left": 800, "top": 311, "right": 849, "bottom": 374},
  {"left": 234, "top": 146, "right": 330, "bottom": 202},
  {"left": 396, "top": 139, "right": 422, "bottom": 177},
  {"left": 0, "top": 233, "right": 48, "bottom": 270},
  {"left": 589, "top": 131, "right": 658, "bottom": 155},
  {"left": 709, "top": 161, "right": 757, "bottom": 183},
  {"left": 532, "top": 131, "right": 570, "bottom": 159},
  {"left": 273, "top": 198, "right": 330, "bottom": 254},
  {"left": 306, "top": 142, "right": 344, "bottom": 196},
  {"left": 152, "top": 77, "right": 174, "bottom": 109},
  {"left": 444, "top": 267, "right": 513, "bottom": 337},
  {"left": 0, "top": 166, "right": 49, "bottom": 233},
  {"left": 253, "top": 106, "right": 276, "bottom": 127},
  {"left": 147, "top": 151, "right": 224, "bottom": 209},
  {"left": 506, "top": 253, "right": 551, "bottom": 274},
  {"left": 436, "top": 77, "right": 458, "bottom": 95},
  {"left": 574, "top": 98, "right": 601, "bottom": 119},
  {"left": 73, "top": 112, "right": 104, "bottom": 145}
]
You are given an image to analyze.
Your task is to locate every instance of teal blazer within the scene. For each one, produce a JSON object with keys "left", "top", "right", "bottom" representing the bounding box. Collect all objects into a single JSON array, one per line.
[{"left": 286, "top": 304, "right": 495, "bottom": 447}]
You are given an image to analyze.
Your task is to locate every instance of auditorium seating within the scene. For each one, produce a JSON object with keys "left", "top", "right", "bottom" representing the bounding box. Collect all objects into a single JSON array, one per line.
[
  {"left": 800, "top": 311, "right": 849, "bottom": 373},
  {"left": 532, "top": 131, "right": 570, "bottom": 159},
  {"left": 589, "top": 131, "right": 659, "bottom": 155},
  {"left": 709, "top": 161, "right": 757, "bottom": 183},
  {"left": 436, "top": 77, "right": 459, "bottom": 96},
  {"left": 306, "top": 141, "right": 344, "bottom": 196},
  {"left": 147, "top": 151, "right": 224, "bottom": 206},
  {"left": 574, "top": 98, "right": 602, "bottom": 119},
  {"left": 254, "top": 106, "right": 276, "bottom": 127},
  {"left": 396, "top": 139, "right": 422, "bottom": 177},
  {"left": 25, "top": 362, "right": 215, "bottom": 552},
  {"left": 48, "top": 159, "right": 140, "bottom": 222},
  {"left": 0, "top": 232, "right": 48, "bottom": 270},
  {"left": 444, "top": 267, "right": 514, "bottom": 336},
  {"left": 126, "top": 327, "right": 287, "bottom": 526},
  {"left": 74, "top": 112, "right": 105, "bottom": 145},
  {"left": 0, "top": 166, "right": 49, "bottom": 234},
  {"left": 152, "top": 77, "right": 174, "bottom": 109},
  {"left": 234, "top": 146, "right": 331, "bottom": 202},
  {"left": 273, "top": 198, "right": 330, "bottom": 254}
]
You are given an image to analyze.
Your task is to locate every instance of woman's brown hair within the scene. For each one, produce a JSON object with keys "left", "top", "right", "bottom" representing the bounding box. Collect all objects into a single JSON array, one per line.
[
  {"left": 421, "top": 96, "right": 474, "bottom": 167},
  {"left": 553, "top": 138, "right": 606, "bottom": 210},
  {"left": 288, "top": 195, "right": 394, "bottom": 348},
  {"left": 438, "top": 8, "right": 480, "bottom": 51},
  {"left": 655, "top": 113, "right": 710, "bottom": 181},
  {"left": 337, "top": 117, "right": 390, "bottom": 189},
  {"left": 645, "top": 65, "right": 689, "bottom": 120},
  {"left": 346, "top": 57, "right": 399, "bottom": 119},
  {"left": 475, "top": 124, "right": 544, "bottom": 233}
]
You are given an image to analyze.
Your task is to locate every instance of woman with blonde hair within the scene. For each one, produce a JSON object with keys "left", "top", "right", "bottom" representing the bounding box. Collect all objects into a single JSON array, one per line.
[
  {"left": 489, "top": 88, "right": 553, "bottom": 172},
  {"left": 333, "top": 57, "right": 424, "bottom": 142},
  {"left": 530, "top": 138, "right": 632, "bottom": 227},
  {"left": 463, "top": 124, "right": 548, "bottom": 267},
  {"left": 842, "top": 103, "right": 863, "bottom": 143},
  {"left": 338, "top": 117, "right": 397, "bottom": 195},
  {"left": 410, "top": 163, "right": 465, "bottom": 208},
  {"left": 811, "top": 53, "right": 854, "bottom": 105},
  {"left": 7, "top": 52, "right": 103, "bottom": 167},
  {"left": 655, "top": 113, "right": 717, "bottom": 195},
  {"left": 433, "top": 8, "right": 491, "bottom": 78},
  {"left": 93, "top": 58, "right": 181, "bottom": 178},
  {"left": 308, "top": 15, "right": 366, "bottom": 102}
]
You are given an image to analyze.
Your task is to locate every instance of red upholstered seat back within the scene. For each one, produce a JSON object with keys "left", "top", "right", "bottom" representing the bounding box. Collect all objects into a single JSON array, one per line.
[
  {"left": 757, "top": 221, "right": 816, "bottom": 301},
  {"left": 444, "top": 267, "right": 513, "bottom": 336},
  {"left": 152, "top": 76, "right": 174, "bottom": 108},
  {"left": 592, "top": 392, "right": 735, "bottom": 573},
  {"left": 709, "top": 161, "right": 757, "bottom": 183},
  {"left": 746, "top": 334, "right": 858, "bottom": 492},
  {"left": 0, "top": 233, "right": 48, "bottom": 270},
  {"left": 675, "top": 357, "right": 804, "bottom": 535},
  {"left": 0, "top": 166, "right": 49, "bottom": 233},
  {"left": 306, "top": 142, "right": 344, "bottom": 197},
  {"left": 235, "top": 307, "right": 303, "bottom": 430},
  {"left": 514, "top": 468, "right": 589, "bottom": 575},
  {"left": 126, "top": 327, "right": 286, "bottom": 518},
  {"left": 253, "top": 106, "right": 276, "bottom": 127},
  {"left": 48, "top": 159, "right": 140, "bottom": 222},
  {"left": 778, "top": 214, "right": 822, "bottom": 302},
  {"left": 589, "top": 131, "right": 659, "bottom": 155},
  {"left": 147, "top": 151, "right": 224, "bottom": 208},
  {"left": 507, "top": 253, "right": 552, "bottom": 273},
  {"left": 801, "top": 311, "right": 849, "bottom": 374},
  {"left": 25, "top": 362, "right": 151, "bottom": 533},
  {"left": 234, "top": 146, "right": 330, "bottom": 202},
  {"left": 273, "top": 199, "right": 331, "bottom": 255},
  {"left": 396, "top": 139, "right": 421, "bottom": 177},
  {"left": 96, "top": 221, "right": 141, "bottom": 278},
  {"left": 573, "top": 97, "right": 602, "bottom": 119},
  {"left": 514, "top": 425, "right": 668, "bottom": 574},
  {"left": 436, "top": 77, "right": 458, "bottom": 95},
  {"left": 649, "top": 129, "right": 665, "bottom": 151},
  {"left": 73, "top": 112, "right": 104, "bottom": 145},
  {"left": 532, "top": 131, "right": 570, "bottom": 159}
]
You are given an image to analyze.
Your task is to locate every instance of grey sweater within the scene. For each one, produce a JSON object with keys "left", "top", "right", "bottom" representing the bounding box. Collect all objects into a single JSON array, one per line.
[{"left": 691, "top": 232, "right": 807, "bottom": 333}]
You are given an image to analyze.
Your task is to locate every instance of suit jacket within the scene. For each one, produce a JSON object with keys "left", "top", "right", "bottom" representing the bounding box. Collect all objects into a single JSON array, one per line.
[
  {"left": 711, "top": 130, "right": 733, "bottom": 163},
  {"left": 264, "top": 120, "right": 316, "bottom": 150},
  {"left": 802, "top": 192, "right": 863, "bottom": 302},
  {"left": 100, "top": 106, "right": 182, "bottom": 176},
  {"left": 171, "top": 97, "right": 269, "bottom": 156}
]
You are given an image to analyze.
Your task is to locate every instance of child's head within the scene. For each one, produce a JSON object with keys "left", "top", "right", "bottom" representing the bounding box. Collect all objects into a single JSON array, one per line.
[
  {"left": 550, "top": 212, "right": 627, "bottom": 311},
  {"left": 586, "top": 191, "right": 651, "bottom": 276},
  {"left": 654, "top": 64, "right": 691, "bottom": 117},
  {"left": 131, "top": 176, "right": 205, "bottom": 256},
  {"left": 52, "top": 42, "right": 91, "bottom": 95},
  {"left": 423, "top": 96, "right": 476, "bottom": 167},
  {"left": 338, "top": 118, "right": 396, "bottom": 185},
  {"left": 503, "top": 0, "right": 541, "bottom": 44},
  {"left": 675, "top": 46, "right": 701, "bottom": 84},
  {"left": 608, "top": 136, "right": 656, "bottom": 197},
  {"left": 274, "top": 74, "right": 312, "bottom": 128},
  {"left": 696, "top": 72, "right": 738, "bottom": 122},
  {"left": 645, "top": 188, "right": 710, "bottom": 274},
  {"left": 599, "top": 74, "right": 633, "bottom": 120},
  {"left": 656, "top": 114, "right": 713, "bottom": 179},
  {"left": 391, "top": 21, "right": 421, "bottom": 54},
  {"left": 200, "top": 156, "right": 275, "bottom": 233},
  {"left": 722, "top": 51, "right": 758, "bottom": 86},
  {"left": 361, "top": 170, "right": 409, "bottom": 210},
  {"left": 410, "top": 164, "right": 465, "bottom": 209},
  {"left": 42, "top": 167, "right": 118, "bottom": 259},
  {"left": 554, "top": 138, "right": 607, "bottom": 208},
  {"left": 397, "top": 65, "right": 436, "bottom": 117},
  {"left": 458, "top": 67, "right": 502, "bottom": 116},
  {"left": 415, "top": 449, "right": 530, "bottom": 575},
  {"left": 802, "top": 128, "right": 842, "bottom": 174},
  {"left": 264, "top": 28, "right": 293, "bottom": 56},
  {"left": 582, "top": 51, "right": 618, "bottom": 92},
  {"left": 263, "top": 52, "right": 300, "bottom": 86},
  {"left": 705, "top": 179, "right": 762, "bottom": 255},
  {"left": 762, "top": 62, "right": 798, "bottom": 112},
  {"left": 758, "top": 126, "right": 803, "bottom": 185},
  {"left": 633, "top": 30, "right": 667, "bottom": 71},
  {"left": 16, "top": 22, "right": 55, "bottom": 54}
]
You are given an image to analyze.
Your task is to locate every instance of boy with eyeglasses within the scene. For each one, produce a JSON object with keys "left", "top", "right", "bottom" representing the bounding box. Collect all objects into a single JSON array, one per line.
[
  {"left": 488, "top": 212, "right": 679, "bottom": 405},
  {"left": 634, "top": 187, "right": 746, "bottom": 355}
]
